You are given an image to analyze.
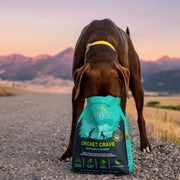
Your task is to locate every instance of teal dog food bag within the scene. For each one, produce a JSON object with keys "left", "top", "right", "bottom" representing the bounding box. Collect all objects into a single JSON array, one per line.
[{"left": 72, "top": 95, "right": 133, "bottom": 175}]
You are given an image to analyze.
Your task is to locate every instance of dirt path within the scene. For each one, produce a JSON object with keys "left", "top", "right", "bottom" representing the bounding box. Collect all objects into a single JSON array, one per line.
[{"left": 0, "top": 90, "right": 179, "bottom": 179}]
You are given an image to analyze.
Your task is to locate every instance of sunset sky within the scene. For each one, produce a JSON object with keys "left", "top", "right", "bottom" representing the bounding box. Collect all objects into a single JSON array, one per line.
[{"left": 0, "top": 0, "right": 179, "bottom": 61}]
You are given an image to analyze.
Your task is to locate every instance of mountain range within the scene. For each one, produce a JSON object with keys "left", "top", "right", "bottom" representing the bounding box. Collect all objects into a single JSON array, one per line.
[
  {"left": 140, "top": 55, "right": 180, "bottom": 77},
  {"left": 0, "top": 48, "right": 73, "bottom": 81},
  {"left": 0, "top": 48, "right": 180, "bottom": 94},
  {"left": 140, "top": 56, "right": 180, "bottom": 93}
]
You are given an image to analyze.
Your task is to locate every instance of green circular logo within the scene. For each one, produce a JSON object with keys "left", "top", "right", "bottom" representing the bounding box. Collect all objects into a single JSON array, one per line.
[{"left": 112, "top": 129, "right": 123, "bottom": 142}]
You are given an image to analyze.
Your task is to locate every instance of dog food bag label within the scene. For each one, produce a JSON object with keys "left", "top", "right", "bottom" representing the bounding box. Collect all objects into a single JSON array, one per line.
[{"left": 72, "top": 95, "right": 133, "bottom": 175}]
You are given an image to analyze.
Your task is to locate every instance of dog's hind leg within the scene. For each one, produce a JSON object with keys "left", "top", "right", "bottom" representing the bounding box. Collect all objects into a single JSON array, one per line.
[
  {"left": 60, "top": 87, "right": 85, "bottom": 161},
  {"left": 125, "top": 31, "right": 152, "bottom": 152},
  {"left": 129, "top": 75, "right": 152, "bottom": 152}
]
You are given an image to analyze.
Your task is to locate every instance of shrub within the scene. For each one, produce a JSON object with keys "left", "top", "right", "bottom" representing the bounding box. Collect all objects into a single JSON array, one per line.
[
  {"left": 146, "top": 101, "right": 160, "bottom": 107},
  {"left": 160, "top": 105, "right": 180, "bottom": 111}
]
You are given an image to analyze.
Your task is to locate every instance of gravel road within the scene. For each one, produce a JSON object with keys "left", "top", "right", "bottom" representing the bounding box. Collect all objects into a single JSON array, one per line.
[{"left": 0, "top": 90, "right": 179, "bottom": 180}]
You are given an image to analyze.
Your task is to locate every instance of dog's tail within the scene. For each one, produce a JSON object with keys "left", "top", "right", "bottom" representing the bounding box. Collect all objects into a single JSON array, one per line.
[{"left": 126, "top": 27, "right": 130, "bottom": 37}]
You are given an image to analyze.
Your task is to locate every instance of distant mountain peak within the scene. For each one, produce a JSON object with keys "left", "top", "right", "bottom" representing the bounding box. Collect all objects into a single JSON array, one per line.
[
  {"left": 61, "top": 47, "right": 74, "bottom": 54},
  {"left": 156, "top": 55, "right": 179, "bottom": 64},
  {"left": 6, "top": 53, "right": 30, "bottom": 61},
  {"left": 8, "top": 53, "right": 17, "bottom": 57},
  {"left": 8, "top": 53, "right": 24, "bottom": 58},
  {"left": 54, "top": 47, "right": 74, "bottom": 58},
  {"left": 158, "top": 55, "right": 171, "bottom": 60},
  {"left": 33, "top": 54, "right": 51, "bottom": 61}
]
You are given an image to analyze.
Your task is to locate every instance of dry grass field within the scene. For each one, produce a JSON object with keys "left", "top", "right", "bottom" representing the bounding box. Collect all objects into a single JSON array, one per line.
[
  {"left": 126, "top": 96, "right": 180, "bottom": 145},
  {"left": 0, "top": 86, "right": 12, "bottom": 96}
]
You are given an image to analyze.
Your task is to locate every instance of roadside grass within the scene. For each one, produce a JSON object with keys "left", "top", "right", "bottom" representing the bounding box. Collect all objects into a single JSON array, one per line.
[
  {"left": 0, "top": 86, "right": 14, "bottom": 96},
  {"left": 0, "top": 84, "right": 73, "bottom": 94},
  {"left": 0, "top": 85, "right": 36, "bottom": 95},
  {"left": 0, "top": 84, "right": 35, "bottom": 96},
  {"left": 126, "top": 96, "right": 180, "bottom": 145}
]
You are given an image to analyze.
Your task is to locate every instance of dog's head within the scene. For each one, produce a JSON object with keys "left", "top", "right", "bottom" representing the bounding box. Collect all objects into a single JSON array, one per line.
[{"left": 73, "top": 61, "right": 130, "bottom": 100}]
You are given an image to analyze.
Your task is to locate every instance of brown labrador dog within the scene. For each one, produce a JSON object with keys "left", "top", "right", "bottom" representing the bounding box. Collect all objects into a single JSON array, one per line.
[{"left": 61, "top": 19, "right": 152, "bottom": 161}]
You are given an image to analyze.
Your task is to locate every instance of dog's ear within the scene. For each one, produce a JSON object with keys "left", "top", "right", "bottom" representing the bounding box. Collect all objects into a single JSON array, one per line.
[
  {"left": 114, "top": 63, "right": 130, "bottom": 98},
  {"left": 73, "top": 64, "right": 89, "bottom": 100},
  {"left": 126, "top": 27, "right": 130, "bottom": 37}
]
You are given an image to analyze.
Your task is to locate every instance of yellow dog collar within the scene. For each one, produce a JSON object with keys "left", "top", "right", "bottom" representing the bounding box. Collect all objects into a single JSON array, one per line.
[{"left": 84, "top": 40, "right": 116, "bottom": 64}]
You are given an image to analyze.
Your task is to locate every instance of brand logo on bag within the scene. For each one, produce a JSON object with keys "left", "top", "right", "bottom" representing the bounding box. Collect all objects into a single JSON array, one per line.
[
  {"left": 93, "top": 106, "right": 112, "bottom": 120},
  {"left": 112, "top": 129, "right": 123, "bottom": 142},
  {"left": 97, "top": 106, "right": 108, "bottom": 113}
]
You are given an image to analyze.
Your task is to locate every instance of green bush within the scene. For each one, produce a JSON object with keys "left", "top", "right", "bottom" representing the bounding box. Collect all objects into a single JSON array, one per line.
[
  {"left": 160, "top": 105, "right": 180, "bottom": 111},
  {"left": 146, "top": 101, "right": 160, "bottom": 107},
  {"left": 146, "top": 101, "right": 180, "bottom": 111}
]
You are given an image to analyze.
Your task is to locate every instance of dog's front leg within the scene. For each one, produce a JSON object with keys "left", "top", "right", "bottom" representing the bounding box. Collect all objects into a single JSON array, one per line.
[{"left": 60, "top": 87, "right": 85, "bottom": 161}]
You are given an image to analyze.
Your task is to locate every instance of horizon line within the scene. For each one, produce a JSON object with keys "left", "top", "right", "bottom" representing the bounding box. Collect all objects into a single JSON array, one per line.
[{"left": 0, "top": 47, "right": 179, "bottom": 62}]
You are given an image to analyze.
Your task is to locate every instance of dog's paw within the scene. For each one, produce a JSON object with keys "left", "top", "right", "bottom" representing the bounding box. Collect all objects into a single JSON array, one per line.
[
  {"left": 143, "top": 146, "right": 151, "bottom": 153},
  {"left": 140, "top": 142, "right": 152, "bottom": 153},
  {"left": 62, "top": 156, "right": 72, "bottom": 162},
  {"left": 60, "top": 151, "right": 72, "bottom": 161},
  {"left": 60, "top": 155, "right": 72, "bottom": 162}
]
